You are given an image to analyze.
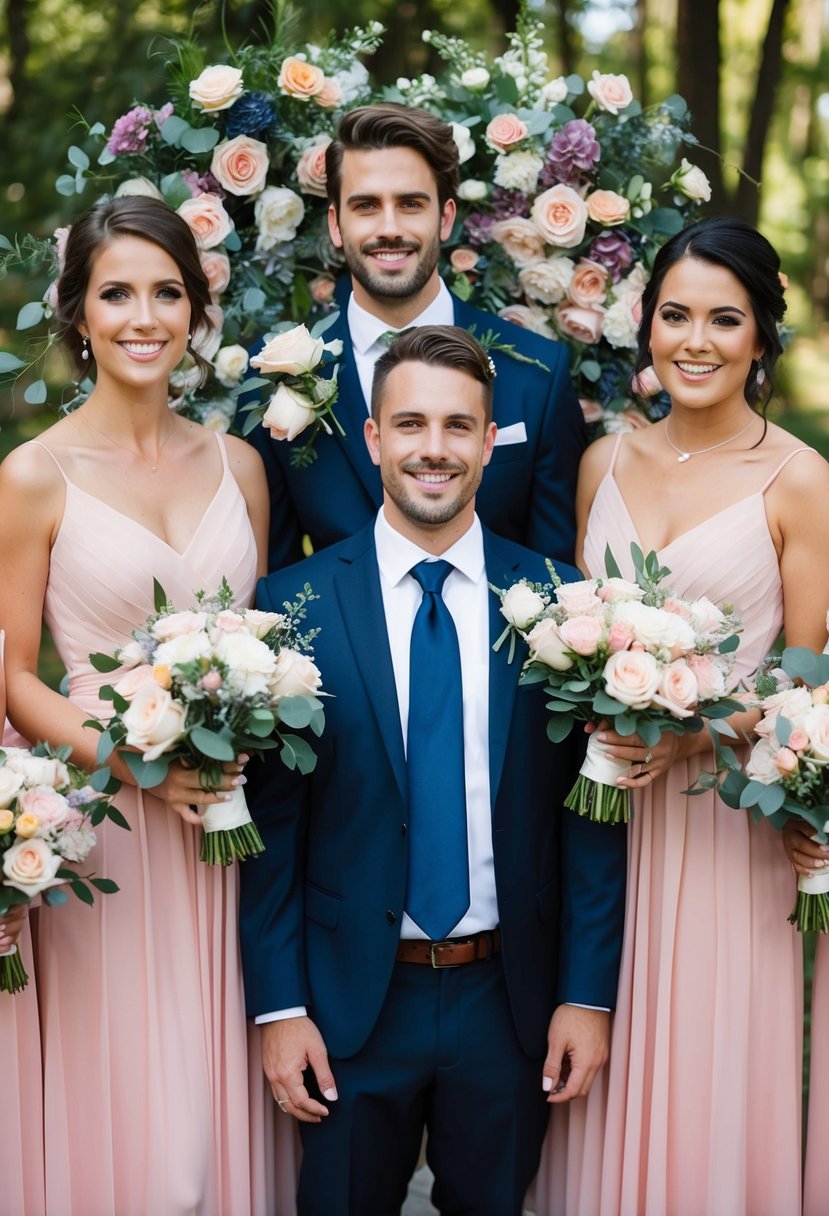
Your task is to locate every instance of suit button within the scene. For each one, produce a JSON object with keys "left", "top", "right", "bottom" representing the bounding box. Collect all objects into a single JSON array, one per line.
[
  {"left": 400, "top": 823, "right": 407, "bottom": 836},
  {"left": 385, "top": 910, "right": 397, "bottom": 925}
]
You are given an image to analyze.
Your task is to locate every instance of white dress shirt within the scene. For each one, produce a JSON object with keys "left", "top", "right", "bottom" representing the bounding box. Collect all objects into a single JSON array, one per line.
[{"left": 347, "top": 280, "right": 455, "bottom": 411}]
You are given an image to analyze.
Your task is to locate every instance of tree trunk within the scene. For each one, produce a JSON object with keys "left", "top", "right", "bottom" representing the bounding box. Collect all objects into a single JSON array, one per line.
[
  {"left": 676, "top": 0, "right": 726, "bottom": 210},
  {"left": 734, "top": 0, "right": 790, "bottom": 225},
  {"left": 633, "top": 0, "right": 648, "bottom": 109},
  {"left": 4, "top": 0, "right": 32, "bottom": 126},
  {"left": 553, "top": 0, "right": 575, "bottom": 78}
]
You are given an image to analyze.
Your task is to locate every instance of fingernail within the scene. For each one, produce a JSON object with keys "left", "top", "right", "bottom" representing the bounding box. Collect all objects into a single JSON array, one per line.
[
  {"left": 597, "top": 733, "right": 607, "bottom": 742},
  {"left": 232, "top": 775, "right": 247, "bottom": 787},
  {"left": 542, "top": 1076, "right": 552, "bottom": 1092},
  {"left": 323, "top": 1087, "right": 338, "bottom": 1101},
  {"left": 821, "top": 845, "right": 829, "bottom": 853},
  {"left": 220, "top": 792, "right": 233, "bottom": 801},
  {"left": 238, "top": 754, "right": 250, "bottom": 764}
]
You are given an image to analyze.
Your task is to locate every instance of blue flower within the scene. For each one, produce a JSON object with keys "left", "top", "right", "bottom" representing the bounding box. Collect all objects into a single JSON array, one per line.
[{"left": 222, "top": 92, "right": 276, "bottom": 139}]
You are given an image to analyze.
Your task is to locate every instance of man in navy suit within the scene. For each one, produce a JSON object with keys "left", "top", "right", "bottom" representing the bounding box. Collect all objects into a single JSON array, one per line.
[
  {"left": 240, "top": 326, "right": 624, "bottom": 1215},
  {"left": 249, "top": 102, "right": 586, "bottom": 572}
]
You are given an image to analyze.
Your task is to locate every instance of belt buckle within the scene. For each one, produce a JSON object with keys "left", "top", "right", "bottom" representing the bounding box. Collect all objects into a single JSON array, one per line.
[{"left": 429, "top": 940, "right": 462, "bottom": 969}]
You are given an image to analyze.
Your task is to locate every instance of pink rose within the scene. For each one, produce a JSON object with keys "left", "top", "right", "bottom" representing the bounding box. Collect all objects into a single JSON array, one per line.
[
  {"left": 113, "top": 664, "right": 157, "bottom": 700},
  {"left": 569, "top": 258, "right": 609, "bottom": 307},
  {"left": 450, "top": 247, "right": 480, "bottom": 274},
  {"left": 201, "top": 671, "right": 223, "bottom": 692},
  {"left": 555, "top": 580, "right": 603, "bottom": 617},
  {"left": 177, "top": 193, "right": 234, "bottom": 250},
  {"left": 586, "top": 189, "right": 630, "bottom": 226},
  {"left": 788, "top": 729, "right": 809, "bottom": 752},
  {"left": 597, "top": 578, "right": 642, "bottom": 604},
  {"left": 773, "top": 747, "right": 799, "bottom": 776},
  {"left": 211, "top": 136, "right": 269, "bottom": 197},
  {"left": 607, "top": 622, "right": 634, "bottom": 653},
  {"left": 497, "top": 304, "right": 554, "bottom": 339},
  {"left": 653, "top": 660, "right": 698, "bottom": 718},
  {"left": 559, "top": 615, "right": 604, "bottom": 657},
  {"left": 122, "top": 684, "right": 187, "bottom": 763},
  {"left": 604, "top": 649, "right": 661, "bottom": 708},
  {"left": 662, "top": 596, "right": 693, "bottom": 621},
  {"left": 53, "top": 225, "right": 71, "bottom": 267},
  {"left": 490, "top": 219, "right": 547, "bottom": 268},
  {"left": 580, "top": 399, "right": 604, "bottom": 424},
  {"left": 313, "top": 78, "right": 343, "bottom": 108},
  {"left": 215, "top": 610, "right": 245, "bottom": 632},
  {"left": 2, "top": 837, "right": 64, "bottom": 897},
  {"left": 586, "top": 71, "right": 633, "bottom": 115},
  {"left": 309, "top": 275, "right": 336, "bottom": 305},
  {"left": 485, "top": 113, "right": 529, "bottom": 152},
  {"left": 296, "top": 137, "right": 331, "bottom": 197},
  {"left": 631, "top": 366, "right": 663, "bottom": 397},
  {"left": 278, "top": 56, "right": 325, "bottom": 99},
  {"left": 17, "top": 786, "right": 68, "bottom": 833},
  {"left": 557, "top": 303, "right": 605, "bottom": 344},
  {"left": 687, "top": 654, "right": 727, "bottom": 701},
  {"left": 151, "top": 611, "right": 208, "bottom": 642},
  {"left": 531, "top": 185, "right": 589, "bottom": 249},
  {"left": 200, "top": 250, "right": 231, "bottom": 297},
  {"left": 525, "top": 619, "right": 574, "bottom": 671}
]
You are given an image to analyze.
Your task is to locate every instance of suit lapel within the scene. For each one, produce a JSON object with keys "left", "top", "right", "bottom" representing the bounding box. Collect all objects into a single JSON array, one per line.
[
  {"left": 484, "top": 530, "right": 524, "bottom": 805},
  {"left": 332, "top": 529, "right": 407, "bottom": 800},
  {"left": 324, "top": 313, "right": 383, "bottom": 510}
]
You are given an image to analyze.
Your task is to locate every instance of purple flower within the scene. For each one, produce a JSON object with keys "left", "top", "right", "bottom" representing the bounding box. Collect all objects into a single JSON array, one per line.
[
  {"left": 66, "top": 786, "right": 96, "bottom": 808},
  {"left": 464, "top": 212, "right": 497, "bottom": 248},
  {"left": 540, "top": 119, "right": 600, "bottom": 189},
  {"left": 181, "top": 169, "right": 226, "bottom": 200},
  {"left": 106, "top": 106, "right": 155, "bottom": 156},
  {"left": 491, "top": 187, "right": 530, "bottom": 221},
  {"left": 222, "top": 91, "right": 276, "bottom": 139},
  {"left": 153, "top": 102, "right": 175, "bottom": 128},
  {"left": 588, "top": 231, "right": 634, "bottom": 283}
]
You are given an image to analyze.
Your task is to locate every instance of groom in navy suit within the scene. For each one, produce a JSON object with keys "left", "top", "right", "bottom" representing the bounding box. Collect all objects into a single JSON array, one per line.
[
  {"left": 248, "top": 102, "right": 586, "bottom": 572},
  {"left": 240, "top": 326, "right": 624, "bottom": 1215}
]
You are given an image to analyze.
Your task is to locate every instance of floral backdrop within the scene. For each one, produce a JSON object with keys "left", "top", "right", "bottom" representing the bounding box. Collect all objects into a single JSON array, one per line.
[{"left": 0, "top": 2, "right": 711, "bottom": 434}]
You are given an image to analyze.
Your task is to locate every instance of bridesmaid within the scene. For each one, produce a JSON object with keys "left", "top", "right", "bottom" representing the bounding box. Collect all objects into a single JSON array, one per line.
[
  {"left": 538, "top": 217, "right": 829, "bottom": 1216},
  {"left": 0, "top": 197, "right": 292, "bottom": 1215}
]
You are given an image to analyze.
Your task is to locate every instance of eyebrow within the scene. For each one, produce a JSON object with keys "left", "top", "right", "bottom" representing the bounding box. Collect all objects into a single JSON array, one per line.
[
  {"left": 660, "top": 300, "right": 747, "bottom": 317},
  {"left": 389, "top": 409, "right": 480, "bottom": 424},
  {"left": 345, "top": 191, "right": 432, "bottom": 206},
  {"left": 97, "top": 277, "right": 185, "bottom": 288}
]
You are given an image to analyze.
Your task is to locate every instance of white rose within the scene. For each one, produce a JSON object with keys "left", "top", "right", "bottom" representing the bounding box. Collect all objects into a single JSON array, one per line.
[
  {"left": 191, "top": 303, "right": 224, "bottom": 362},
  {"left": 242, "top": 609, "right": 286, "bottom": 639},
  {"left": 538, "top": 77, "right": 569, "bottom": 107},
  {"left": 518, "top": 257, "right": 575, "bottom": 305},
  {"left": 670, "top": 159, "right": 712, "bottom": 203},
  {"left": 115, "top": 177, "right": 164, "bottom": 200},
  {"left": 117, "top": 639, "right": 148, "bottom": 669},
  {"left": 6, "top": 755, "right": 69, "bottom": 789},
  {"left": 451, "top": 123, "right": 476, "bottom": 165},
  {"left": 122, "top": 683, "right": 187, "bottom": 762},
  {"left": 250, "top": 324, "right": 324, "bottom": 375},
  {"left": 596, "top": 578, "right": 644, "bottom": 604},
  {"left": 754, "top": 686, "right": 813, "bottom": 739},
  {"left": 804, "top": 706, "right": 829, "bottom": 762},
  {"left": 271, "top": 649, "right": 322, "bottom": 699},
  {"left": 189, "top": 64, "right": 244, "bottom": 112},
  {"left": 601, "top": 297, "right": 639, "bottom": 350},
  {"left": 213, "top": 344, "right": 249, "bottom": 387},
  {"left": 613, "top": 601, "right": 696, "bottom": 652},
  {"left": 57, "top": 826, "right": 97, "bottom": 864},
  {"left": 687, "top": 597, "right": 726, "bottom": 635},
  {"left": 261, "top": 384, "right": 317, "bottom": 442},
  {"left": 2, "top": 837, "right": 65, "bottom": 897},
  {"left": 493, "top": 151, "right": 544, "bottom": 194},
  {"left": 215, "top": 630, "right": 277, "bottom": 697},
  {"left": 499, "top": 583, "right": 546, "bottom": 631},
  {"left": 746, "top": 737, "right": 784, "bottom": 785},
  {"left": 151, "top": 611, "right": 208, "bottom": 642},
  {"left": 457, "top": 179, "right": 488, "bottom": 202},
  {"left": 603, "top": 649, "right": 662, "bottom": 708},
  {"left": 525, "top": 618, "right": 574, "bottom": 671},
  {"left": 254, "top": 186, "right": 305, "bottom": 251},
  {"left": 461, "top": 67, "right": 490, "bottom": 90},
  {"left": 153, "top": 631, "right": 212, "bottom": 670},
  {"left": 0, "top": 767, "right": 23, "bottom": 809}
]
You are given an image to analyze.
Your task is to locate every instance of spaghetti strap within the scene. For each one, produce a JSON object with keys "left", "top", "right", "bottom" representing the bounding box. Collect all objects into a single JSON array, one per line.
[
  {"left": 28, "top": 438, "right": 69, "bottom": 482},
  {"left": 607, "top": 432, "right": 625, "bottom": 476},
  {"left": 214, "top": 430, "right": 230, "bottom": 473},
  {"left": 761, "top": 447, "right": 815, "bottom": 493}
]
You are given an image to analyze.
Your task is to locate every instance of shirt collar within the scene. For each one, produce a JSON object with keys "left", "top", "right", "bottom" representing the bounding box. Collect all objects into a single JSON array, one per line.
[
  {"left": 347, "top": 279, "right": 455, "bottom": 356},
  {"left": 374, "top": 506, "right": 485, "bottom": 589}
]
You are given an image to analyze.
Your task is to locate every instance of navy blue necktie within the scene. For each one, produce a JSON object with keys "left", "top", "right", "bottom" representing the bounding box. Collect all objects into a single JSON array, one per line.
[{"left": 405, "top": 559, "right": 470, "bottom": 940}]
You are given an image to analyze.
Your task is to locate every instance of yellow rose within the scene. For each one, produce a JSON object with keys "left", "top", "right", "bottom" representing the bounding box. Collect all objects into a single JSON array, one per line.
[
  {"left": 0, "top": 810, "right": 14, "bottom": 832},
  {"left": 153, "top": 665, "right": 173, "bottom": 690},
  {"left": 14, "top": 812, "right": 40, "bottom": 839}
]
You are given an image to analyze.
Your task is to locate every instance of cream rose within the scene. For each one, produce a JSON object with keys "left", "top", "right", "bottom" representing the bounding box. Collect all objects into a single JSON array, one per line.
[
  {"left": 271, "top": 650, "right": 322, "bottom": 699},
  {"left": 3, "top": 837, "right": 64, "bottom": 897},
  {"left": 555, "top": 580, "right": 603, "bottom": 617},
  {"left": 569, "top": 259, "right": 609, "bottom": 307},
  {"left": 152, "top": 611, "right": 208, "bottom": 642},
  {"left": 215, "top": 631, "right": 277, "bottom": 697},
  {"left": 457, "top": 179, "right": 488, "bottom": 202},
  {"left": 490, "top": 218, "right": 546, "bottom": 268},
  {"left": 557, "top": 303, "right": 605, "bottom": 345},
  {"left": 189, "top": 65, "right": 244, "bottom": 112},
  {"left": 597, "top": 578, "right": 643, "bottom": 604},
  {"left": 485, "top": 113, "right": 529, "bottom": 152},
  {"left": 113, "top": 664, "right": 157, "bottom": 700},
  {"left": 296, "top": 137, "right": 331, "bottom": 197},
  {"left": 214, "top": 344, "right": 249, "bottom": 388},
  {"left": 278, "top": 56, "right": 325, "bottom": 99},
  {"left": 518, "top": 257, "right": 575, "bottom": 305},
  {"left": 0, "top": 810, "right": 13, "bottom": 832},
  {"left": 586, "top": 189, "right": 630, "bottom": 226},
  {"left": 500, "top": 583, "right": 546, "bottom": 631},
  {"left": 525, "top": 619, "right": 574, "bottom": 672},
  {"left": 804, "top": 706, "right": 829, "bottom": 762},
  {"left": 0, "top": 768, "right": 23, "bottom": 809},
  {"left": 242, "top": 609, "right": 286, "bottom": 640},
  {"left": 262, "top": 384, "right": 316, "bottom": 441},
  {"left": 191, "top": 303, "right": 223, "bottom": 362},
  {"left": 122, "top": 684, "right": 187, "bottom": 762},
  {"left": 177, "top": 193, "right": 234, "bottom": 250},
  {"left": 754, "top": 687, "right": 812, "bottom": 739},
  {"left": 670, "top": 159, "right": 712, "bottom": 203},
  {"left": 558, "top": 615, "right": 604, "bottom": 657},
  {"left": 461, "top": 67, "right": 490, "bottom": 90},
  {"left": 254, "top": 186, "right": 305, "bottom": 251},
  {"left": 604, "top": 649, "right": 661, "bottom": 708},
  {"left": 451, "top": 124, "right": 477, "bottom": 165},
  {"left": 746, "top": 738, "right": 783, "bottom": 785},
  {"left": 211, "top": 136, "right": 269, "bottom": 197},
  {"left": 531, "top": 185, "right": 588, "bottom": 249},
  {"left": 115, "top": 177, "right": 164, "bottom": 200},
  {"left": 251, "top": 324, "right": 324, "bottom": 375},
  {"left": 613, "top": 601, "right": 696, "bottom": 653},
  {"left": 199, "top": 250, "right": 231, "bottom": 297},
  {"left": 587, "top": 71, "right": 633, "bottom": 115},
  {"left": 153, "top": 632, "right": 212, "bottom": 670},
  {"left": 313, "top": 78, "right": 343, "bottom": 108},
  {"left": 117, "top": 639, "right": 147, "bottom": 669},
  {"left": 497, "top": 304, "right": 555, "bottom": 339},
  {"left": 653, "top": 660, "right": 699, "bottom": 718},
  {"left": 6, "top": 755, "right": 69, "bottom": 789},
  {"left": 539, "top": 77, "right": 569, "bottom": 107}
]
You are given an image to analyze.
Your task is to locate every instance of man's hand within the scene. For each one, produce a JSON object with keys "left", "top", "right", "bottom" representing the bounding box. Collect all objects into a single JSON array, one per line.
[
  {"left": 542, "top": 1005, "right": 609, "bottom": 1103},
  {"left": 260, "top": 1015, "right": 338, "bottom": 1123}
]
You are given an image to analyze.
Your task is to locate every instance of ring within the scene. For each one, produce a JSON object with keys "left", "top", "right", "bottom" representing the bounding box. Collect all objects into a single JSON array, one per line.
[
  {"left": 644, "top": 751, "right": 654, "bottom": 765},
  {"left": 276, "top": 1098, "right": 290, "bottom": 1112}
]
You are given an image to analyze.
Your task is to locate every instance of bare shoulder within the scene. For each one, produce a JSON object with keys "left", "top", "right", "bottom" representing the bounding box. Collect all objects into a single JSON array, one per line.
[
  {"left": 763, "top": 422, "right": 829, "bottom": 497},
  {"left": 579, "top": 432, "right": 618, "bottom": 479},
  {"left": 220, "top": 431, "right": 265, "bottom": 478},
  {"left": 0, "top": 432, "right": 65, "bottom": 496}
]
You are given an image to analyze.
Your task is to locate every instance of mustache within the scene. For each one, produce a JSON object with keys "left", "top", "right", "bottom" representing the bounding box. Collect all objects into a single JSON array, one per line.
[
  {"left": 402, "top": 461, "right": 464, "bottom": 475},
  {"left": 361, "top": 238, "right": 421, "bottom": 254}
]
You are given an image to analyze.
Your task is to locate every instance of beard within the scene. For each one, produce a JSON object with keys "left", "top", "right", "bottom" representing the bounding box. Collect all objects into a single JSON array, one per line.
[
  {"left": 339, "top": 232, "right": 442, "bottom": 301},
  {"left": 383, "top": 461, "right": 482, "bottom": 528}
]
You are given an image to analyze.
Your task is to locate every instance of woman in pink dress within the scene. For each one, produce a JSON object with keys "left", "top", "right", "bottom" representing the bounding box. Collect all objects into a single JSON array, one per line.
[
  {"left": 538, "top": 217, "right": 829, "bottom": 1215},
  {"left": 0, "top": 197, "right": 296, "bottom": 1215}
]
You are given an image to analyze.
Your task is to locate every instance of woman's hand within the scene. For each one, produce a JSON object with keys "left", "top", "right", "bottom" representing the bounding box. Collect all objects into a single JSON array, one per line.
[
  {"left": 782, "top": 820, "right": 829, "bottom": 879},
  {"left": 0, "top": 903, "right": 28, "bottom": 952},
  {"left": 153, "top": 754, "right": 249, "bottom": 826},
  {"left": 589, "top": 722, "right": 688, "bottom": 788}
]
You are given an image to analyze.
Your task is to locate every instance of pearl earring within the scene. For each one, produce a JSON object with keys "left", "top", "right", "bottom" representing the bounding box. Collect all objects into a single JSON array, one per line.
[{"left": 81, "top": 337, "right": 90, "bottom": 361}]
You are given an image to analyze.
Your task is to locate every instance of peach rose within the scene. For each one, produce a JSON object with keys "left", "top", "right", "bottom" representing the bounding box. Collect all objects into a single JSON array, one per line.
[
  {"left": 525, "top": 619, "right": 574, "bottom": 671},
  {"left": 113, "top": 664, "right": 157, "bottom": 700},
  {"left": 531, "top": 185, "right": 588, "bottom": 249},
  {"left": 296, "top": 137, "right": 331, "bottom": 198},
  {"left": 558, "top": 615, "right": 604, "bottom": 657},
  {"left": 309, "top": 275, "right": 336, "bottom": 305},
  {"left": 569, "top": 258, "right": 609, "bottom": 307},
  {"left": 449, "top": 247, "right": 480, "bottom": 274},
  {"left": 788, "top": 728, "right": 809, "bottom": 753},
  {"left": 200, "top": 250, "right": 231, "bottom": 296},
  {"left": 3, "top": 837, "right": 64, "bottom": 897},
  {"left": 177, "top": 193, "right": 234, "bottom": 250},
  {"left": 686, "top": 654, "right": 727, "bottom": 701},
  {"left": 653, "top": 660, "right": 698, "bottom": 718},
  {"left": 13, "top": 812, "right": 40, "bottom": 839},
  {"left": 262, "top": 384, "right": 317, "bottom": 441},
  {"left": 211, "top": 136, "right": 269, "bottom": 197},
  {"left": 604, "top": 649, "right": 661, "bottom": 708},
  {"left": 490, "top": 218, "right": 546, "bottom": 268},
  {"left": 557, "top": 303, "right": 605, "bottom": 344},
  {"left": 586, "top": 71, "right": 633, "bottom": 115},
  {"left": 313, "top": 78, "right": 343, "bottom": 108},
  {"left": 271, "top": 649, "right": 322, "bottom": 699},
  {"left": 485, "top": 113, "right": 529, "bottom": 152},
  {"left": 586, "top": 189, "right": 630, "bottom": 226},
  {"left": 189, "top": 65, "right": 244, "bottom": 113},
  {"left": 773, "top": 747, "right": 799, "bottom": 776},
  {"left": 278, "top": 56, "right": 325, "bottom": 99},
  {"left": 122, "top": 684, "right": 187, "bottom": 763}
]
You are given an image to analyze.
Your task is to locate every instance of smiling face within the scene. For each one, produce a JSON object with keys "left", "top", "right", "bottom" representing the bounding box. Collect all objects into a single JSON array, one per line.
[
  {"left": 649, "top": 256, "right": 764, "bottom": 414},
  {"left": 364, "top": 359, "right": 496, "bottom": 552},
  {"left": 79, "top": 235, "right": 192, "bottom": 396},
  {"left": 327, "top": 146, "right": 456, "bottom": 321}
]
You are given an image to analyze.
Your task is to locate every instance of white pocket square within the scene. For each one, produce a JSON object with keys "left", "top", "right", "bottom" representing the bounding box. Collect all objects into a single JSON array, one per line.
[{"left": 494, "top": 421, "right": 527, "bottom": 446}]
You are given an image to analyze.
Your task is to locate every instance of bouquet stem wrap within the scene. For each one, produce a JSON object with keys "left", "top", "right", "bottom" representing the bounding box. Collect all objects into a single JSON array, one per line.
[
  {"left": 0, "top": 945, "right": 28, "bottom": 995},
  {"left": 564, "top": 733, "right": 633, "bottom": 824},
  {"left": 199, "top": 786, "right": 264, "bottom": 866},
  {"left": 789, "top": 869, "right": 829, "bottom": 934}
]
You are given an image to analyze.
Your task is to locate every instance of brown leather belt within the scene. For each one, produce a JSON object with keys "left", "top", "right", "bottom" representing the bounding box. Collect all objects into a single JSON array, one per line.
[{"left": 395, "top": 928, "right": 501, "bottom": 968}]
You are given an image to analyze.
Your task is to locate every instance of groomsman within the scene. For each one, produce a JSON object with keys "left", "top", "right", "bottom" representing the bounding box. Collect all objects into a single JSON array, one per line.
[
  {"left": 240, "top": 326, "right": 624, "bottom": 1215},
  {"left": 248, "top": 102, "right": 586, "bottom": 571}
]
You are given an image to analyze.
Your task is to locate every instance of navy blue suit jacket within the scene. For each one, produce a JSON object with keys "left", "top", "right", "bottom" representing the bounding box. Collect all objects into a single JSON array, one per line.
[
  {"left": 239, "top": 524, "right": 625, "bottom": 1061},
  {"left": 245, "top": 290, "right": 586, "bottom": 571}
]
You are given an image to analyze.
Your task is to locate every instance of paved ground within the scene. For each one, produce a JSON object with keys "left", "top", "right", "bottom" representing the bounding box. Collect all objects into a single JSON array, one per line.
[{"left": 403, "top": 1165, "right": 535, "bottom": 1214}]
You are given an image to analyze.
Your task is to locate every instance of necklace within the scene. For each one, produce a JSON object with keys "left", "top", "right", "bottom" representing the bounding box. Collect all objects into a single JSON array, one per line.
[
  {"left": 664, "top": 415, "right": 756, "bottom": 463},
  {"left": 80, "top": 411, "right": 174, "bottom": 473}
]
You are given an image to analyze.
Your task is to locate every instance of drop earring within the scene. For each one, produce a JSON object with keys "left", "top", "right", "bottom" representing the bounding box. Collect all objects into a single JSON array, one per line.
[
  {"left": 81, "top": 337, "right": 90, "bottom": 361},
  {"left": 755, "top": 359, "right": 766, "bottom": 387}
]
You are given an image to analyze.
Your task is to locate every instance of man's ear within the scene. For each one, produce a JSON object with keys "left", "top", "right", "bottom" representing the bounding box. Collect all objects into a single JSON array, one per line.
[
  {"left": 364, "top": 415, "right": 381, "bottom": 467},
  {"left": 328, "top": 203, "right": 344, "bottom": 250},
  {"left": 439, "top": 197, "right": 456, "bottom": 242}
]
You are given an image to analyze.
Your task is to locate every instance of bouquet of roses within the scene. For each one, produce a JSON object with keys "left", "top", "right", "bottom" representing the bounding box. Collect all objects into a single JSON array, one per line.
[
  {"left": 492, "top": 544, "right": 742, "bottom": 823},
  {"left": 0, "top": 743, "right": 124, "bottom": 993},
  {"left": 241, "top": 318, "right": 344, "bottom": 466},
  {"left": 89, "top": 577, "right": 325, "bottom": 865},
  {"left": 705, "top": 645, "right": 829, "bottom": 931}
]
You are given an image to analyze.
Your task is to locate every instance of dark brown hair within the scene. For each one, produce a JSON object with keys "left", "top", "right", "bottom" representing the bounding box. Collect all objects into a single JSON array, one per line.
[
  {"left": 325, "top": 103, "right": 460, "bottom": 212},
  {"left": 371, "top": 325, "right": 495, "bottom": 422},
  {"left": 56, "top": 196, "right": 212, "bottom": 378}
]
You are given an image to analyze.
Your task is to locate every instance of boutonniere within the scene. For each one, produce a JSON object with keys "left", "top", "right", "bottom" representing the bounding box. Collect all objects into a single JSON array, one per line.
[{"left": 241, "top": 315, "right": 344, "bottom": 468}]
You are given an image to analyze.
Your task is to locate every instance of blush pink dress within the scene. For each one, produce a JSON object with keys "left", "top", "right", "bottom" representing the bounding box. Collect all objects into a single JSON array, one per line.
[
  {"left": 30, "top": 436, "right": 299, "bottom": 1216},
  {"left": 537, "top": 436, "right": 810, "bottom": 1216}
]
